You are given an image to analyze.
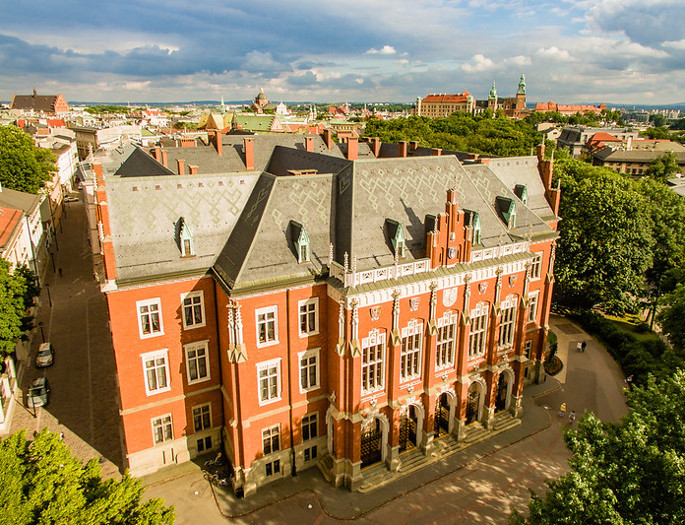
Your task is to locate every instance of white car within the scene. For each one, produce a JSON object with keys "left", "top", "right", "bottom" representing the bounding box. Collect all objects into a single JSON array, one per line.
[
  {"left": 35, "top": 342, "right": 54, "bottom": 368},
  {"left": 27, "top": 377, "right": 49, "bottom": 408}
]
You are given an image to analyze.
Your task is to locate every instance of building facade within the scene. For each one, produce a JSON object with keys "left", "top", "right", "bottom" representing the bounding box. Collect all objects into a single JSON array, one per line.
[
  {"left": 92, "top": 135, "right": 559, "bottom": 494},
  {"left": 414, "top": 92, "right": 476, "bottom": 118}
]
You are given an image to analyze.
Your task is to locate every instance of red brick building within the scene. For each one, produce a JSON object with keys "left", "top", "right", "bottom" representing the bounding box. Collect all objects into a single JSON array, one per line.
[
  {"left": 10, "top": 90, "right": 69, "bottom": 115},
  {"left": 92, "top": 134, "right": 559, "bottom": 495}
]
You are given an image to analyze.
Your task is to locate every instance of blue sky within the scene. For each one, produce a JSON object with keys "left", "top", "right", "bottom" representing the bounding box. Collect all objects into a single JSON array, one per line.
[{"left": 2, "top": 0, "right": 684, "bottom": 104}]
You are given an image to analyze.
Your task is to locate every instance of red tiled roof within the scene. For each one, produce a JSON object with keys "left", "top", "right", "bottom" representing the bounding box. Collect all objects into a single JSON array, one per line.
[
  {"left": 0, "top": 206, "right": 24, "bottom": 251},
  {"left": 422, "top": 92, "right": 472, "bottom": 104},
  {"left": 46, "top": 119, "right": 66, "bottom": 127},
  {"left": 588, "top": 133, "right": 622, "bottom": 143}
]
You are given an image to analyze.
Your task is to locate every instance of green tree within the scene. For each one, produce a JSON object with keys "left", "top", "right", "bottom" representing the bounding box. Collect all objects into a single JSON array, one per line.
[
  {"left": 553, "top": 153, "right": 654, "bottom": 313},
  {"left": 658, "top": 284, "right": 685, "bottom": 351},
  {"left": 644, "top": 151, "right": 681, "bottom": 182},
  {"left": 649, "top": 113, "right": 668, "bottom": 127},
  {"left": 0, "top": 259, "right": 30, "bottom": 356},
  {"left": 0, "top": 429, "right": 174, "bottom": 525},
  {"left": 511, "top": 371, "right": 685, "bottom": 524},
  {"left": 0, "top": 126, "right": 55, "bottom": 193}
]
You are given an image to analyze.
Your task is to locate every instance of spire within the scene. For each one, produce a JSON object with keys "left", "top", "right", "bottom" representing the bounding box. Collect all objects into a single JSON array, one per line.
[
  {"left": 517, "top": 74, "right": 526, "bottom": 96},
  {"left": 488, "top": 81, "right": 497, "bottom": 100},
  {"left": 220, "top": 95, "right": 225, "bottom": 114}
]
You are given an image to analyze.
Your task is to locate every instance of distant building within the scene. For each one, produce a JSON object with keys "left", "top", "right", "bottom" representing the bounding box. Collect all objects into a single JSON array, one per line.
[
  {"left": 414, "top": 92, "right": 475, "bottom": 118},
  {"left": 10, "top": 90, "right": 69, "bottom": 115},
  {"left": 478, "top": 75, "right": 528, "bottom": 119},
  {"left": 70, "top": 125, "right": 142, "bottom": 160},
  {"left": 556, "top": 126, "right": 639, "bottom": 158},
  {"left": 535, "top": 101, "right": 607, "bottom": 116},
  {"left": 592, "top": 143, "right": 685, "bottom": 176},
  {"left": 250, "top": 89, "right": 278, "bottom": 114}
]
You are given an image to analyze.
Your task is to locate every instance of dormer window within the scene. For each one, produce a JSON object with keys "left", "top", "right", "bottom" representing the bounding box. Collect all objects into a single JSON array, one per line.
[
  {"left": 386, "top": 219, "right": 406, "bottom": 258},
  {"left": 291, "top": 221, "right": 310, "bottom": 263},
  {"left": 497, "top": 197, "right": 517, "bottom": 229},
  {"left": 177, "top": 217, "right": 195, "bottom": 257},
  {"left": 465, "top": 211, "right": 481, "bottom": 245},
  {"left": 514, "top": 184, "right": 528, "bottom": 205}
]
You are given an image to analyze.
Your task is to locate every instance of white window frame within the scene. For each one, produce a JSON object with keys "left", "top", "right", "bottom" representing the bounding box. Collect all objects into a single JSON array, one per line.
[
  {"left": 257, "top": 358, "right": 282, "bottom": 406},
  {"left": 361, "top": 330, "right": 386, "bottom": 395},
  {"left": 298, "top": 348, "right": 320, "bottom": 393},
  {"left": 185, "top": 340, "right": 210, "bottom": 385},
  {"left": 298, "top": 298, "right": 319, "bottom": 337},
  {"left": 498, "top": 296, "right": 517, "bottom": 348},
  {"left": 141, "top": 349, "right": 171, "bottom": 396},
  {"left": 528, "top": 291, "right": 540, "bottom": 324},
  {"left": 181, "top": 291, "right": 206, "bottom": 330},
  {"left": 400, "top": 320, "right": 423, "bottom": 382},
  {"left": 531, "top": 252, "right": 543, "bottom": 281},
  {"left": 301, "top": 412, "right": 318, "bottom": 441},
  {"left": 435, "top": 311, "right": 458, "bottom": 371},
  {"left": 192, "top": 403, "right": 212, "bottom": 432},
  {"left": 256, "top": 306, "right": 278, "bottom": 348},
  {"left": 151, "top": 414, "right": 173, "bottom": 445},
  {"left": 262, "top": 424, "right": 280, "bottom": 456},
  {"left": 468, "top": 303, "right": 488, "bottom": 358},
  {"left": 137, "top": 298, "right": 163, "bottom": 339}
]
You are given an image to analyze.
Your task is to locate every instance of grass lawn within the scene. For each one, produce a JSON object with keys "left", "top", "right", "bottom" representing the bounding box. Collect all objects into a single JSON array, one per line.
[{"left": 603, "top": 313, "right": 662, "bottom": 344}]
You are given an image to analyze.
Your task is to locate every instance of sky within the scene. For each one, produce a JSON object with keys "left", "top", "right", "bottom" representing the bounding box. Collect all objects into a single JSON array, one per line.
[{"left": 2, "top": 0, "right": 685, "bottom": 105}]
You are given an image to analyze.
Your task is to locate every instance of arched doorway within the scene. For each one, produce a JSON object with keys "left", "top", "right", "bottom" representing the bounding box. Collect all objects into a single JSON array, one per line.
[
  {"left": 495, "top": 371, "right": 511, "bottom": 412},
  {"left": 361, "top": 418, "right": 383, "bottom": 468},
  {"left": 465, "top": 381, "right": 483, "bottom": 425},
  {"left": 434, "top": 393, "right": 451, "bottom": 437},
  {"left": 399, "top": 405, "right": 418, "bottom": 452}
]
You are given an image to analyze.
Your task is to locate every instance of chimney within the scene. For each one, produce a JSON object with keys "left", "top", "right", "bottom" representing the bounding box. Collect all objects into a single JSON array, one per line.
[
  {"left": 347, "top": 137, "right": 358, "bottom": 161},
  {"left": 323, "top": 129, "right": 332, "bottom": 150},
  {"left": 189, "top": 165, "right": 198, "bottom": 175},
  {"left": 432, "top": 148, "right": 442, "bottom": 156},
  {"left": 305, "top": 136, "right": 314, "bottom": 152},
  {"left": 177, "top": 159, "right": 185, "bottom": 175},
  {"left": 626, "top": 136, "right": 633, "bottom": 151},
  {"left": 371, "top": 137, "right": 381, "bottom": 158},
  {"left": 160, "top": 150, "right": 168, "bottom": 168},
  {"left": 478, "top": 157, "right": 490, "bottom": 166},
  {"left": 244, "top": 137, "right": 255, "bottom": 170},
  {"left": 398, "top": 141, "right": 408, "bottom": 158},
  {"left": 153, "top": 146, "right": 161, "bottom": 161},
  {"left": 214, "top": 131, "right": 223, "bottom": 156},
  {"left": 410, "top": 140, "right": 419, "bottom": 152},
  {"left": 536, "top": 143, "right": 545, "bottom": 162}
]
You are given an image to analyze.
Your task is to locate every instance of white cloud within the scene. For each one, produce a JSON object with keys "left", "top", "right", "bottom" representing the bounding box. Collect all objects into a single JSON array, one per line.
[
  {"left": 663, "top": 39, "right": 685, "bottom": 50},
  {"left": 461, "top": 54, "right": 494, "bottom": 72},
  {"left": 508, "top": 55, "right": 531, "bottom": 66},
  {"left": 123, "top": 80, "right": 151, "bottom": 90},
  {"left": 366, "top": 45, "right": 396, "bottom": 55},
  {"left": 535, "top": 46, "right": 572, "bottom": 61}
]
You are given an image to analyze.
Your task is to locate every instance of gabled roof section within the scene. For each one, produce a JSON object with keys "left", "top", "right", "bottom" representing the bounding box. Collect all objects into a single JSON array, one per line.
[
  {"left": 265, "top": 146, "right": 350, "bottom": 176},
  {"left": 114, "top": 147, "right": 174, "bottom": 177}
]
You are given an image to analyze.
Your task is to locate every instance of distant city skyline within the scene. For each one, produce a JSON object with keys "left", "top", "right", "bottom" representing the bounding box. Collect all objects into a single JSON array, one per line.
[{"left": 2, "top": 1, "right": 684, "bottom": 105}]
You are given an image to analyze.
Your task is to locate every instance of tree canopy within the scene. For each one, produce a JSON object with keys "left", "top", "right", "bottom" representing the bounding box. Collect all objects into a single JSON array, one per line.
[
  {"left": 511, "top": 370, "right": 685, "bottom": 525},
  {"left": 0, "top": 429, "right": 174, "bottom": 525},
  {"left": 658, "top": 284, "right": 685, "bottom": 351},
  {"left": 364, "top": 113, "right": 543, "bottom": 157},
  {"left": 0, "top": 259, "right": 35, "bottom": 356},
  {"left": 643, "top": 151, "right": 681, "bottom": 182},
  {"left": 0, "top": 126, "right": 55, "bottom": 194}
]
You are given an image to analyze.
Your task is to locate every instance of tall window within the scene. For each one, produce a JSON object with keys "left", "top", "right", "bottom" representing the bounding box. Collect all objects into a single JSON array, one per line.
[
  {"left": 302, "top": 413, "right": 318, "bottom": 441},
  {"left": 258, "top": 359, "right": 281, "bottom": 405},
  {"left": 137, "top": 299, "right": 163, "bottom": 338},
  {"left": 182, "top": 292, "right": 205, "bottom": 329},
  {"left": 256, "top": 306, "right": 278, "bottom": 346},
  {"left": 298, "top": 298, "right": 319, "bottom": 337},
  {"left": 524, "top": 340, "right": 533, "bottom": 359},
  {"left": 193, "top": 404, "right": 211, "bottom": 432},
  {"left": 152, "top": 414, "right": 173, "bottom": 444},
  {"left": 436, "top": 312, "right": 458, "bottom": 370},
  {"left": 528, "top": 292, "right": 539, "bottom": 324},
  {"left": 142, "top": 350, "right": 170, "bottom": 395},
  {"left": 262, "top": 425, "right": 280, "bottom": 455},
  {"left": 468, "top": 304, "right": 488, "bottom": 358},
  {"left": 361, "top": 330, "right": 385, "bottom": 394},
  {"left": 185, "top": 342, "right": 210, "bottom": 384},
  {"left": 299, "top": 348, "right": 320, "bottom": 392},
  {"left": 499, "top": 297, "right": 517, "bottom": 348},
  {"left": 400, "top": 320, "right": 423, "bottom": 381},
  {"left": 531, "top": 253, "right": 542, "bottom": 280}
]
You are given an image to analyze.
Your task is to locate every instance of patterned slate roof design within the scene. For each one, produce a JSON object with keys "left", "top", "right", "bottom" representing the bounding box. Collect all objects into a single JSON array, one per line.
[
  {"left": 106, "top": 172, "right": 260, "bottom": 282},
  {"left": 115, "top": 147, "right": 174, "bottom": 177}
]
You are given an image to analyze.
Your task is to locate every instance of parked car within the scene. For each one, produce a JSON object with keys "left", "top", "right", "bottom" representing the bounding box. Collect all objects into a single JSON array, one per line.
[
  {"left": 35, "top": 342, "right": 54, "bottom": 368},
  {"left": 64, "top": 196, "right": 79, "bottom": 202},
  {"left": 27, "top": 377, "right": 49, "bottom": 408}
]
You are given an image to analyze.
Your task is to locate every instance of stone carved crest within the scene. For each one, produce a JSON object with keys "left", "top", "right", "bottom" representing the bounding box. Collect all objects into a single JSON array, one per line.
[
  {"left": 509, "top": 275, "right": 518, "bottom": 287},
  {"left": 370, "top": 306, "right": 381, "bottom": 320},
  {"left": 409, "top": 298, "right": 420, "bottom": 311},
  {"left": 479, "top": 282, "right": 488, "bottom": 294}
]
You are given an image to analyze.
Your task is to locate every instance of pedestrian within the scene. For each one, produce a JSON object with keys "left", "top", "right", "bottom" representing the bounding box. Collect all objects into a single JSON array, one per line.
[
  {"left": 58, "top": 268, "right": 63, "bottom": 277},
  {"left": 59, "top": 432, "right": 64, "bottom": 441},
  {"left": 576, "top": 342, "right": 582, "bottom": 352},
  {"left": 569, "top": 411, "right": 576, "bottom": 424},
  {"left": 581, "top": 341, "right": 587, "bottom": 352},
  {"left": 559, "top": 402, "right": 566, "bottom": 418}
]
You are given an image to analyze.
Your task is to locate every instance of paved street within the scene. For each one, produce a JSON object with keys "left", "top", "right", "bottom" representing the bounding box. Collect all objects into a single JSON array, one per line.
[
  {"left": 144, "top": 313, "right": 629, "bottom": 524},
  {"left": 6, "top": 194, "right": 124, "bottom": 478}
]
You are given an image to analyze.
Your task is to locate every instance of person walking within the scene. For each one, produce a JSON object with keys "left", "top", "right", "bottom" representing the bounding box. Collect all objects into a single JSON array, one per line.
[
  {"left": 576, "top": 342, "right": 582, "bottom": 352},
  {"left": 581, "top": 341, "right": 587, "bottom": 352},
  {"left": 559, "top": 402, "right": 567, "bottom": 418},
  {"left": 569, "top": 410, "right": 576, "bottom": 424}
]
